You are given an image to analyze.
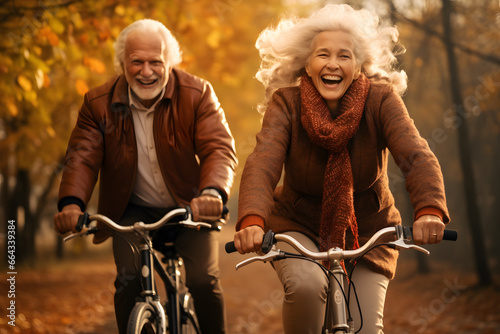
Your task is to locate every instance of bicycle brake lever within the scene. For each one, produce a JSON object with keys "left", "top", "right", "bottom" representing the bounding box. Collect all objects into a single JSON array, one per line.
[
  {"left": 63, "top": 227, "right": 97, "bottom": 242},
  {"left": 389, "top": 239, "right": 430, "bottom": 255},
  {"left": 178, "top": 218, "right": 213, "bottom": 230},
  {"left": 235, "top": 249, "right": 283, "bottom": 270}
]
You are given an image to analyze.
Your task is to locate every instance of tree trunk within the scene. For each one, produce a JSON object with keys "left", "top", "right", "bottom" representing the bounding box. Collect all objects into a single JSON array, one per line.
[
  {"left": 15, "top": 169, "right": 37, "bottom": 265},
  {"left": 441, "top": 0, "right": 491, "bottom": 286}
]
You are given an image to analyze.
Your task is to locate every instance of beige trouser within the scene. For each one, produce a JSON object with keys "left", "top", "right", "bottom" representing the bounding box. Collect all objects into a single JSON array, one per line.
[{"left": 273, "top": 232, "right": 390, "bottom": 334}]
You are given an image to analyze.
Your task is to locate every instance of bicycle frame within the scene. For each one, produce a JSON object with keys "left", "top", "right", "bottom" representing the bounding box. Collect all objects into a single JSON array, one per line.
[
  {"left": 324, "top": 259, "right": 350, "bottom": 333},
  {"left": 64, "top": 208, "right": 213, "bottom": 334}
]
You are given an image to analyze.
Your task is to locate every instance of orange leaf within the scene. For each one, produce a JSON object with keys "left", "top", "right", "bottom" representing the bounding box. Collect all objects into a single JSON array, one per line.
[
  {"left": 79, "top": 33, "right": 89, "bottom": 45},
  {"left": 83, "top": 57, "right": 106, "bottom": 74},
  {"left": 39, "top": 26, "right": 59, "bottom": 46},
  {"left": 75, "top": 79, "right": 89, "bottom": 96},
  {"left": 43, "top": 73, "right": 51, "bottom": 88},
  {"left": 6, "top": 100, "right": 18, "bottom": 117},
  {"left": 17, "top": 75, "right": 32, "bottom": 91}
]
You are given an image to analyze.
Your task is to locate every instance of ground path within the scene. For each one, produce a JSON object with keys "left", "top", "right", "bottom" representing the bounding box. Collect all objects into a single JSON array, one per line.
[{"left": 1, "top": 227, "right": 499, "bottom": 333}]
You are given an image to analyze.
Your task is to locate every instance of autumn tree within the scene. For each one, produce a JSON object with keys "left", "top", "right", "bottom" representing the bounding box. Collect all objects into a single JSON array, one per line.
[{"left": 0, "top": 0, "right": 284, "bottom": 264}]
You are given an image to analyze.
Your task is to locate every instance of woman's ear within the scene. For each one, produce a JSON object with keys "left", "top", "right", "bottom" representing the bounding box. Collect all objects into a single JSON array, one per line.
[
  {"left": 305, "top": 64, "right": 311, "bottom": 77},
  {"left": 354, "top": 66, "right": 362, "bottom": 79}
]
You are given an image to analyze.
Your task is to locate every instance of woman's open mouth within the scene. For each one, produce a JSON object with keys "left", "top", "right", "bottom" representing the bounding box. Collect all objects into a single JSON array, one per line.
[{"left": 321, "top": 74, "right": 342, "bottom": 85}]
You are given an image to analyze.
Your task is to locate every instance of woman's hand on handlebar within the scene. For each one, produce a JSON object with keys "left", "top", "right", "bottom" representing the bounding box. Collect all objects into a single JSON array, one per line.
[
  {"left": 233, "top": 225, "right": 265, "bottom": 254},
  {"left": 412, "top": 214, "right": 446, "bottom": 245},
  {"left": 54, "top": 204, "right": 83, "bottom": 234}
]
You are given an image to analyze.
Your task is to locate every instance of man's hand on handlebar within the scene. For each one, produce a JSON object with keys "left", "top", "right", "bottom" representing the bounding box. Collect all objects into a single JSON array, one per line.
[
  {"left": 412, "top": 214, "right": 446, "bottom": 245},
  {"left": 233, "top": 225, "right": 265, "bottom": 254},
  {"left": 190, "top": 195, "right": 223, "bottom": 222},
  {"left": 54, "top": 204, "right": 83, "bottom": 234}
]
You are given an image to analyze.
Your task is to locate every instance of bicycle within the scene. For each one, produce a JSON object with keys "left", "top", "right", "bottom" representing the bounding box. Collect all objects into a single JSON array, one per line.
[
  {"left": 64, "top": 206, "right": 226, "bottom": 334},
  {"left": 225, "top": 226, "right": 457, "bottom": 333}
]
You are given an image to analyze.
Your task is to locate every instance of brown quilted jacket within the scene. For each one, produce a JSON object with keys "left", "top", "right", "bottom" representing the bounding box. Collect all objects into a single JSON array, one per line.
[{"left": 59, "top": 68, "right": 237, "bottom": 242}]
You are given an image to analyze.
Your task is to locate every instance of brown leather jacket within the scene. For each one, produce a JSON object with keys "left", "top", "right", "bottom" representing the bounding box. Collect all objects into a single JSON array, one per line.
[
  {"left": 237, "top": 82, "right": 450, "bottom": 279},
  {"left": 59, "top": 68, "right": 237, "bottom": 242}
]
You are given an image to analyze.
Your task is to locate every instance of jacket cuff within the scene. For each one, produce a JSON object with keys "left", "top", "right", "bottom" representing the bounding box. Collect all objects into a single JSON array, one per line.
[
  {"left": 58, "top": 196, "right": 86, "bottom": 212},
  {"left": 237, "top": 215, "right": 265, "bottom": 231},
  {"left": 201, "top": 187, "right": 227, "bottom": 203},
  {"left": 415, "top": 207, "right": 445, "bottom": 222}
]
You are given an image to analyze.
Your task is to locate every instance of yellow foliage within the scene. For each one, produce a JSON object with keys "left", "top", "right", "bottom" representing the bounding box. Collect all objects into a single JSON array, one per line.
[
  {"left": 49, "top": 17, "right": 65, "bottom": 34},
  {"left": 71, "top": 12, "right": 84, "bottom": 29},
  {"left": 207, "top": 30, "right": 221, "bottom": 49},
  {"left": 46, "top": 126, "right": 56, "bottom": 138},
  {"left": 115, "top": 5, "right": 126, "bottom": 16}
]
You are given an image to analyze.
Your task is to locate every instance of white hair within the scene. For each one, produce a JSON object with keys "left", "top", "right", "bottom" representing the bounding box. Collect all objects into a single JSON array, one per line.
[
  {"left": 255, "top": 4, "right": 408, "bottom": 113},
  {"left": 113, "top": 19, "right": 182, "bottom": 75}
]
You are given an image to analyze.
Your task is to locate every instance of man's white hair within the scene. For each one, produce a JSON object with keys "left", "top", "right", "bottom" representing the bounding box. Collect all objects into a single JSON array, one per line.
[{"left": 113, "top": 19, "right": 182, "bottom": 75}]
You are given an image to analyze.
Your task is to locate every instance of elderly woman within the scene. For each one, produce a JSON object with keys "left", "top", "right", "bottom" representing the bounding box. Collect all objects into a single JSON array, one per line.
[{"left": 232, "top": 4, "right": 450, "bottom": 334}]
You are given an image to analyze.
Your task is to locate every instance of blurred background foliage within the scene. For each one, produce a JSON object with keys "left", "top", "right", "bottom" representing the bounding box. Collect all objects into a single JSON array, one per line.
[{"left": 0, "top": 0, "right": 499, "bottom": 282}]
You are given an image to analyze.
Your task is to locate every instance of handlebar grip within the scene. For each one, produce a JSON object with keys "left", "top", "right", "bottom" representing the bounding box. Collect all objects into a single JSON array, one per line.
[
  {"left": 406, "top": 227, "right": 458, "bottom": 241},
  {"left": 76, "top": 212, "right": 90, "bottom": 232},
  {"left": 261, "top": 230, "right": 275, "bottom": 254},
  {"left": 443, "top": 229, "right": 458, "bottom": 241},
  {"left": 225, "top": 241, "right": 237, "bottom": 254},
  {"left": 225, "top": 230, "right": 276, "bottom": 255}
]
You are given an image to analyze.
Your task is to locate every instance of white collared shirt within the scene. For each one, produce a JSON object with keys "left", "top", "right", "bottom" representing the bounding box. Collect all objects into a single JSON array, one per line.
[{"left": 128, "top": 87, "right": 176, "bottom": 208}]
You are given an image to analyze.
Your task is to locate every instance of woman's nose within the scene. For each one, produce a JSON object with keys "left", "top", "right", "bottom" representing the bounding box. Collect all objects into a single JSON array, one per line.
[{"left": 326, "top": 58, "right": 338, "bottom": 70}]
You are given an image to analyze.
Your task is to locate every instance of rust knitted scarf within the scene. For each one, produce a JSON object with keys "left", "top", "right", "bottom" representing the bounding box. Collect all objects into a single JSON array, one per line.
[{"left": 300, "top": 73, "right": 370, "bottom": 255}]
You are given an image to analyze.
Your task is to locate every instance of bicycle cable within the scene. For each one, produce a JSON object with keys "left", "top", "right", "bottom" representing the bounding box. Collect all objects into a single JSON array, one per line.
[
  {"left": 278, "top": 251, "right": 354, "bottom": 325},
  {"left": 346, "top": 242, "right": 393, "bottom": 334}
]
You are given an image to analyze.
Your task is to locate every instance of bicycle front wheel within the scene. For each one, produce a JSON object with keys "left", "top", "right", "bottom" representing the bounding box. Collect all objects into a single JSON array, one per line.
[
  {"left": 127, "top": 302, "right": 161, "bottom": 334},
  {"left": 180, "top": 292, "right": 200, "bottom": 334}
]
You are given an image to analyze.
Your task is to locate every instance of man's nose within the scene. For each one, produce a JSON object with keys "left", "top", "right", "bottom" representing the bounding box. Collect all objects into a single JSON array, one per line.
[{"left": 141, "top": 63, "right": 153, "bottom": 76}]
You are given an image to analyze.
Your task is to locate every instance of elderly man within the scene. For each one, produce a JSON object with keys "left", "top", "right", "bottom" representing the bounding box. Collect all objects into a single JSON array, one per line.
[{"left": 54, "top": 19, "right": 237, "bottom": 333}]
